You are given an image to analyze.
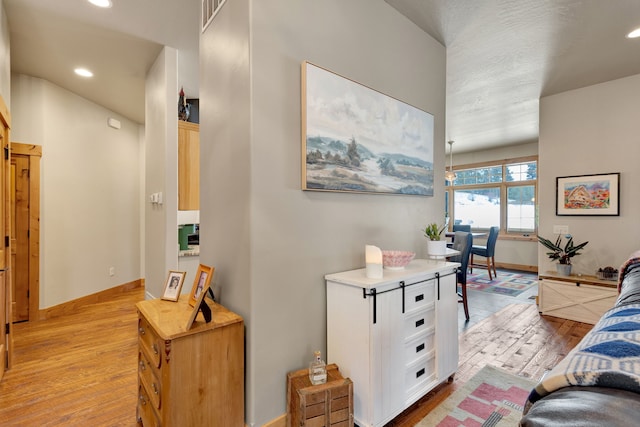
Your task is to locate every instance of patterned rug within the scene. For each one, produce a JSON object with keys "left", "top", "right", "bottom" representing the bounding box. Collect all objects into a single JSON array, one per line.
[
  {"left": 418, "top": 365, "right": 536, "bottom": 427},
  {"left": 466, "top": 270, "right": 538, "bottom": 297}
]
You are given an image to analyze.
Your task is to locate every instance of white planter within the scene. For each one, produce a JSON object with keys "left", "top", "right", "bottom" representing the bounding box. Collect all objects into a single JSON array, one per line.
[{"left": 427, "top": 240, "right": 447, "bottom": 256}]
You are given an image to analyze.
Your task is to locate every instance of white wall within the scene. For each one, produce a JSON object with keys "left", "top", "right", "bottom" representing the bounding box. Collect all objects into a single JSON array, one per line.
[
  {"left": 0, "top": 0, "right": 10, "bottom": 105},
  {"left": 539, "top": 74, "right": 640, "bottom": 274},
  {"left": 11, "top": 74, "right": 142, "bottom": 308},
  {"left": 144, "top": 46, "right": 179, "bottom": 299},
  {"left": 200, "top": 0, "right": 446, "bottom": 423}
]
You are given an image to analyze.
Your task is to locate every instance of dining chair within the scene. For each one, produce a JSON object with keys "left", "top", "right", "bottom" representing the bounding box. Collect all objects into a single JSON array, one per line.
[
  {"left": 450, "top": 231, "right": 473, "bottom": 321},
  {"left": 470, "top": 226, "right": 500, "bottom": 280},
  {"left": 447, "top": 224, "right": 471, "bottom": 247}
]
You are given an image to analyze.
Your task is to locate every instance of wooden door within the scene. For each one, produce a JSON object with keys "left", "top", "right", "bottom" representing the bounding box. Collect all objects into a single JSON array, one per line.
[
  {"left": 9, "top": 143, "right": 41, "bottom": 324},
  {"left": 11, "top": 155, "right": 29, "bottom": 322},
  {"left": 0, "top": 95, "right": 11, "bottom": 377}
]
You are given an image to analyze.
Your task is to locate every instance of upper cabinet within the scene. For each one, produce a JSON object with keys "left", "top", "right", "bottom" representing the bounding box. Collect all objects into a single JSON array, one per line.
[{"left": 178, "top": 121, "right": 200, "bottom": 210}]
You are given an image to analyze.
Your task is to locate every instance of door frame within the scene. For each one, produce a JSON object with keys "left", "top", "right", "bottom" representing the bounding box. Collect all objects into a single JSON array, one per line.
[{"left": 11, "top": 143, "right": 41, "bottom": 321}]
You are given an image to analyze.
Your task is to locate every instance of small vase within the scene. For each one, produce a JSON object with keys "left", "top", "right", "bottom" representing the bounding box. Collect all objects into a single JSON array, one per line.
[
  {"left": 556, "top": 264, "right": 572, "bottom": 276},
  {"left": 427, "top": 240, "right": 447, "bottom": 257}
]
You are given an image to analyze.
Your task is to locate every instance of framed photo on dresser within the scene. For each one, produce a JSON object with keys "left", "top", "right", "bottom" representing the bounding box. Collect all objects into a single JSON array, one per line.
[
  {"left": 186, "top": 264, "right": 215, "bottom": 329},
  {"left": 161, "top": 270, "right": 186, "bottom": 301}
]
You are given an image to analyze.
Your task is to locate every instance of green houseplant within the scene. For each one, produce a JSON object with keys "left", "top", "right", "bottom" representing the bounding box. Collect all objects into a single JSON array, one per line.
[
  {"left": 424, "top": 222, "right": 447, "bottom": 241},
  {"left": 424, "top": 218, "right": 449, "bottom": 257},
  {"left": 537, "top": 234, "right": 589, "bottom": 276}
]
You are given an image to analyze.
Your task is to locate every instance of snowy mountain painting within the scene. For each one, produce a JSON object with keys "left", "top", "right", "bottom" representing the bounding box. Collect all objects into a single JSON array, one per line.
[{"left": 302, "top": 62, "right": 434, "bottom": 196}]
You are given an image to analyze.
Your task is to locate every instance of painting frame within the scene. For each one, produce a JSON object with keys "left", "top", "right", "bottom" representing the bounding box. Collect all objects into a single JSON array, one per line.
[
  {"left": 188, "top": 264, "right": 214, "bottom": 307},
  {"left": 556, "top": 172, "right": 620, "bottom": 216},
  {"left": 301, "top": 61, "right": 435, "bottom": 196},
  {"left": 161, "top": 270, "right": 186, "bottom": 301}
]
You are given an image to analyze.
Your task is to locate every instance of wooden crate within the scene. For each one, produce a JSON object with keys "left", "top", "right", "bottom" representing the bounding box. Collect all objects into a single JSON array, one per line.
[{"left": 287, "top": 363, "right": 354, "bottom": 427}]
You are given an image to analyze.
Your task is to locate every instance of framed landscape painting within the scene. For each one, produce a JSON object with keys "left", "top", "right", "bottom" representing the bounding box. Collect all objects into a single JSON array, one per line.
[
  {"left": 556, "top": 172, "right": 620, "bottom": 216},
  {"left": 301, "top": 61, "right": 435, "bottom": 196}
]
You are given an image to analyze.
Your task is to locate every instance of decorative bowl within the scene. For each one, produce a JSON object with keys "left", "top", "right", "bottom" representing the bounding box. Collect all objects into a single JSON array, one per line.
[{"left": 382, "top": 250, "right": 415, "bottom": 270}]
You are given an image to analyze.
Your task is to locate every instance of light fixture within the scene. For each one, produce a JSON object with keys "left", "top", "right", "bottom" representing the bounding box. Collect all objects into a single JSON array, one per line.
[
  {"left": 627, "top": 27, "right": 640, "bottom": 39},
  {"left": 74, "top": 68, "right": 94, "bottom": 78},
  {"left": 88, "top": 0, "right": 113, "bottom": 8},
  {"left": 445, "top": 140, "right": 457, "bottom": 183}
]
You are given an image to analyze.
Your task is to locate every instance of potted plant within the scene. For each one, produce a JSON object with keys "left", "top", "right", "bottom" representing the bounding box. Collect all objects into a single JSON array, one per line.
[
  {"left": 424, "top": 219, "right": 449, "bottom": 256},
  {"left": 537, "top": 234, "right": 589, "bottom": 276}
]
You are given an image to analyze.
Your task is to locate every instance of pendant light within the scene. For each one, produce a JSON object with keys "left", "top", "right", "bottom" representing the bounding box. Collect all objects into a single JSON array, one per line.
[{"left": 445, "top": 140, "right": 457, "bottom": 183}]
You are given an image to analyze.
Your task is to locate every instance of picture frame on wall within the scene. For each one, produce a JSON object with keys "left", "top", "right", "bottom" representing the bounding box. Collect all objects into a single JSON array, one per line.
[
  {"left": 161, "top": 270, "right": 186, "bottom": 301},
  {"left": 556, "top": 172, "right": 620, "bottom": 216},
  {"left": 301, "top": 61, "right": 435, "bottom": 196}
]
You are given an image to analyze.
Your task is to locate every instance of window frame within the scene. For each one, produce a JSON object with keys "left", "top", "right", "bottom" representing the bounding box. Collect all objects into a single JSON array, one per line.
[{"left": 446, "top": 155, "right": 538, "bottom": 237}]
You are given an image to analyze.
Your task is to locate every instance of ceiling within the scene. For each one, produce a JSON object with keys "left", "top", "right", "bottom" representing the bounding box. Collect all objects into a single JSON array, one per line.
[
  {"left": 387, "top": 0, "right": 640, "bottom": 152},
  {"left": 4, "top": 1, "right": 640, "bottom": 151},
  {"left": 4, "top": 0, "right": 201, "bottom": 124}
]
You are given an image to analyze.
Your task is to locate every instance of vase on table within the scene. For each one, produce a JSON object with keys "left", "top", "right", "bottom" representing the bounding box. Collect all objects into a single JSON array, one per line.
[
  {"left": 427, "top": 240, "right": 447, "bottom": 257},
  {"left": 556, "top": 263, "right": 572, "bottom": 276}
]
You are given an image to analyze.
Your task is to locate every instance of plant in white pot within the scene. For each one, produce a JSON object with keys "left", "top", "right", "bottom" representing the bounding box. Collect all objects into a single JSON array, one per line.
[
  {"left": 537, "top": 234, "right": 589, "bottom": 276},
  {"left": 424, "top": 219, "right": 448, "bottom": 256}
]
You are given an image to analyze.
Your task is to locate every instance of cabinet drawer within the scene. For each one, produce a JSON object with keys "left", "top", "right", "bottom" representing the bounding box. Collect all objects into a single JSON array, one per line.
[
  {"left": 137, "top": 384, "right": 161, "bottom": 427},
  {"left": 139, "top": 351, "right": 162, "bottom": 410},
  {"left": 404, "top": 307, "right": 435, "bottom": 341},
  {"left": 404, "top": 330, "right": 435, "bottom": 366},
  {"left": 138, "top": 316, "right": 163, "bottom": 368},
  {"left": 405, "top": 354, "right": 436, "bottom": 398},
  {"left": 404, "top": 282, "right": 435, "bottom": 313}
]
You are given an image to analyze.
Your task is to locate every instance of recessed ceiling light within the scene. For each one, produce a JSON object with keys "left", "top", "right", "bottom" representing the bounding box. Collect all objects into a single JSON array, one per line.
[
  {"left": 74, "top": 68, "right": 94, "bottom": 78},
  {"left": 627, "top": 28, "right": 640, "bottom": 38},
  {"left": 88, "top": 0, "right": 112, "bottom": 8}
]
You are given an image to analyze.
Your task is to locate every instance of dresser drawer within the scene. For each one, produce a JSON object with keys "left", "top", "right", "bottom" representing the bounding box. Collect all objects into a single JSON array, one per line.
[
  {"left": 139, "top": 351, "right": 162, "bottom": 410},
  {"left": 404, "top": 306, "right": 435, "bottom": 341},
  {"left": 137, "top": 384, "right": 161, "bottom": 427},
  {"left": 138, "top": 316, "right": 163, "bottom": 368},
  {"left": 404, "top": 282, "right": 435, "bottom": 314},
  {"left": 404, "top": 329, "right": 435, "bottom": 366},
  {"left": 405, "top": 354, "right": 436, "bottom": 398}
]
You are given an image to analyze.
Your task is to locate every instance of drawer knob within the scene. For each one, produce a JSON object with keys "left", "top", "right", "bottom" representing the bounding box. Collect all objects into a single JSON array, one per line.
[
  {"left": 152, "top": 383, "right": 159, "bottom": 395},
  {"left": 139, "top": 394, "right": 147, "bottom": 405},
  {"left": 138, "top": 327, "right": 145, "bottom": 335},
  {"left": 416, "top": 368, "right": 425, "bottom": 378},
  {"left": 415, "top": 318, "right": 425, "bottom": 328},
  {"left": 139, "top": 360, "right": 145, "bottom": 371},
  {"left": 416, "top": 343, "right": 425, "bottom": 353},
  {"left": 415, "top": 294, "right": 424, "bottom": 302},
  {"left": 152, "top": 343, "right": 158, "bottom": 355}
]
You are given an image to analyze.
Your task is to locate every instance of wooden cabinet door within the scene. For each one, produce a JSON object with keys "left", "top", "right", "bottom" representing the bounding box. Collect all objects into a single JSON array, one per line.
[
  {"left": 178, "top": 121, "right": 200, "bottom": 210},
  {"left": 0, "top": 95, "right": 12, "bottom": 378}
]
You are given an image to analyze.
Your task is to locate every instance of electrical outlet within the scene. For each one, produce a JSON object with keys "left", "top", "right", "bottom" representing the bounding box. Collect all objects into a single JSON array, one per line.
[
  {"left": 553, "top": 225, "right": 569, "bottom": 235},
  {"left": 109, "top": 267, "right": 115, "bottom": 277}
]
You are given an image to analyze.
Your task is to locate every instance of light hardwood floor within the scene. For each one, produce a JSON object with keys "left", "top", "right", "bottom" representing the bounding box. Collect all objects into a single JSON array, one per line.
[{"left": 0, "top": 285, "right": 591, "bottom": 426}]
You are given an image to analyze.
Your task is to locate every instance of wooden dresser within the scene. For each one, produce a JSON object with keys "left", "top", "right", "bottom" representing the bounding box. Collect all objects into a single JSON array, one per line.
[{"left": 136, "top": 295, "right": 244, "bottom": 426}]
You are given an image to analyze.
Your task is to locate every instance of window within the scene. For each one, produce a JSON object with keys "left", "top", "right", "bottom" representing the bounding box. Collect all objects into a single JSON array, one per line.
[{"left": 447, "top": 157, "right": 537, "bottom": 235}]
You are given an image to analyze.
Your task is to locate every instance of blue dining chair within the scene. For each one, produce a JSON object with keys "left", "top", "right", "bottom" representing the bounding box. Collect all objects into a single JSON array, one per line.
[
  {"left": 448, "top": 224, "right": 471, "bottom": 247},
  {"left": 470, "top": 226, "right": 499, "bottom": 280},
  {"left": 450, "top": 231, "right": 473, "bottom": 321}
]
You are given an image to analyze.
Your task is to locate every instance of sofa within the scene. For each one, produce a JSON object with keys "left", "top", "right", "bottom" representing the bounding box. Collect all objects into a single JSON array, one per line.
[{"left": 520, "top": 252, "right": 640, "bottom": 426}]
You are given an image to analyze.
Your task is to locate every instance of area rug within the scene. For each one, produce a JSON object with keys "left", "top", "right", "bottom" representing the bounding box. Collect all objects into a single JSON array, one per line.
[
  {"left": 466, "top": 270, "right": 538, "bottom": 297},
  {"left": 417, "top": 365, "right": 536, "bottom": 427}
]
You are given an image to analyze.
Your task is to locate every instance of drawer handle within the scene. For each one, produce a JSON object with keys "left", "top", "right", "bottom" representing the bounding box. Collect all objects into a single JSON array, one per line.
[
  {"left": 138, "top": 327, "right": 145, "bottom": 335},
  {"left": 139, "top": 360, "right": 145, "bottom": 371},
  {"left": 152, "top": 383, "right": 159, "bottom": 395},
  {"left": 415, "top": 294, "right": 424, "bottom": 302},
  {"left": 152, "top": 343, "right": 158, "bottom": 355},
  {"left": 416, "top": 343, "right": 425, "bottom": 353},
  {"left": 139, "top": 394, "right": 147, "bottom": 405},
  {"left": 416, "top": 368, "right": 425, "bottom": 378},
  {"left": 415, "top": 318, "right": 425, "bottom": 328}
]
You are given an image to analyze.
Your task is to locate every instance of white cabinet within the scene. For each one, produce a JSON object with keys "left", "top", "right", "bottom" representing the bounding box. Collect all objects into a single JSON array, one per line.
[{"left": 326, "top": 260, "right": 459, "bottom": 427}]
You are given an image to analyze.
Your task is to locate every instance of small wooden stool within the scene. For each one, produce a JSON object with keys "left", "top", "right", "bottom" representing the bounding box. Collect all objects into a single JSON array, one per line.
[{"left": 286, "top": 363, "right": 353, "bottom": 427}]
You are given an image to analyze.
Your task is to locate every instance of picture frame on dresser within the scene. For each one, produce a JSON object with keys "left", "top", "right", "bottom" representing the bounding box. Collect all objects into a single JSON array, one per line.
[
  {"left": 162, "top": 270, "right": 186, "bottom": 301},
  {"left": 556, "top": 172, "right": 620, "bottom": 216},
  {"left": 186, "top": 264, "right": 215, "bottom": 329}
]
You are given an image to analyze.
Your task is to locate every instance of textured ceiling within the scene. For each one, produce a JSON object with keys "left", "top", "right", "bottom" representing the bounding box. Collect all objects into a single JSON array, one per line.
[{"left": 386, "top": 0, "right": 640, "bottom": 152}]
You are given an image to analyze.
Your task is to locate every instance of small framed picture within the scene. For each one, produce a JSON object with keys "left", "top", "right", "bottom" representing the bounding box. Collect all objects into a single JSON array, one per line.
[
  {"left": 162, "top": 270, "right": 186, "bottom": 301},
  {"left": 188, "top": 264, "right": 214, "bottom": 307}
]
